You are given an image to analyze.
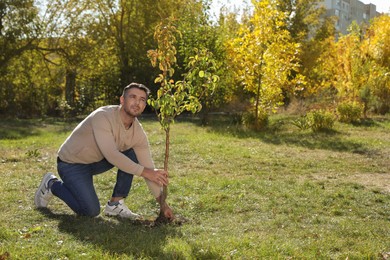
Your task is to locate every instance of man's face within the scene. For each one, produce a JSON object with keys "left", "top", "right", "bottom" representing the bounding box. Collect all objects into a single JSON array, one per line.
[{"left": 121, "top": 87, "right": 147, "bottom": 117}]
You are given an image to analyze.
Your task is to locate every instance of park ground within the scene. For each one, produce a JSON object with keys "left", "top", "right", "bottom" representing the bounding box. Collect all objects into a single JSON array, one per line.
[{"left": 0, "top": 114, "right": 389, "bottom": 259}]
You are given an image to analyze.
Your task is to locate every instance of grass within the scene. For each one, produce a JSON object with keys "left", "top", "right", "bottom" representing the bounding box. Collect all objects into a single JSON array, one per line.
[{"left": 0, "top": 114, "right": 389, "bottom": 259}]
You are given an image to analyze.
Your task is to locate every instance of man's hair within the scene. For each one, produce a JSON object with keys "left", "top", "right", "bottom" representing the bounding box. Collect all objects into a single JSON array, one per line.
[{"left": 122, "top": 82, "right": 151, "bottom": 97}]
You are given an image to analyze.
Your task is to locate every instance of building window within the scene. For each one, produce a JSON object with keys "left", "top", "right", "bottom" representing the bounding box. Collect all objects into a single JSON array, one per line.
[{"left": 335, "top": 9, "right": 340, "bottom": 16}]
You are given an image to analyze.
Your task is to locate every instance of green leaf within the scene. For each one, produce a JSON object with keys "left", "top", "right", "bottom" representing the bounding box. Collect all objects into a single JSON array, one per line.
[{"left": 199, "top": 70, "right": 205, "bottom": 78}]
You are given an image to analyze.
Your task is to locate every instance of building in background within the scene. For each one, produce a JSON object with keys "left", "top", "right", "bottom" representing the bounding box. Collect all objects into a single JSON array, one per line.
[{"left": 319, "top": 0, "right": 380, "bottom": 34}]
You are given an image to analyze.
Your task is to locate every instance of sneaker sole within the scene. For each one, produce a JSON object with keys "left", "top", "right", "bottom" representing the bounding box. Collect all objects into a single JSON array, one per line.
[
  {"left": 104, "top": 210, "right": 141, "bottom": 219},
  {"left": 104, "top": 211, "right": 118, "bottom": 217}
]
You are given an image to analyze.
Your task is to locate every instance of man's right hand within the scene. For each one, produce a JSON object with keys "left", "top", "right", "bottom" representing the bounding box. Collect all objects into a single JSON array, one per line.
[{"left": 141, "top": 168, "right": 169, "bottom": 186}]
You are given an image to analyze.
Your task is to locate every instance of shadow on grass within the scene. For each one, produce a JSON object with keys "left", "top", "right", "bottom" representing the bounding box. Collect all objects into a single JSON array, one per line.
[
  {"left": 351, "top": 118, "right": 380, "bottom": 127},
  {"left": 257, "top": 131, "right": 377, "bottom": 155},
  {"left": 0, "top": 119, "right": 43, "bottom": 140},
  {"left": 0, "top": 118, "right": 77, "bottom": 140},
  {"left": 38, "top": 208, "right": 176, "bottom": 258},
  {"left": 38, "top": 208, "right": 222, "bottom": 259},
  {"left": 187, "top": 115, "right": 381, "bottom": 155}
]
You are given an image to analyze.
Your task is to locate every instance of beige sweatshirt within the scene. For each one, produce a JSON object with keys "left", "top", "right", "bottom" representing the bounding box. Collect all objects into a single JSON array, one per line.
[{"left": 58, "top": 105, "right": 161, "bottom": 198}]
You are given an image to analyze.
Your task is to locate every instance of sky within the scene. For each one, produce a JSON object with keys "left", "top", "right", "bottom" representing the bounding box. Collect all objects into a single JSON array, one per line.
[{"left": 360, "top": 0, "right": 390, "bottom": 13}]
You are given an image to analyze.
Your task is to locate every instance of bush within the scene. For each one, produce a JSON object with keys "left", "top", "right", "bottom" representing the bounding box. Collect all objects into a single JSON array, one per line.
[
  {"left": 230, "top": 112, "right": 243, "bottom": 125},
  {"left": 307, "top": 109, "right": 335, "bottom": 132},
  {"left": 291, "top": 115, "right": 311, "bottom": 130},
  {"left": 337, "top": 101, "right": 363, "bottom": 123},
  {"left": 242, "top": 110, "right": 269, "bottom": 130}
]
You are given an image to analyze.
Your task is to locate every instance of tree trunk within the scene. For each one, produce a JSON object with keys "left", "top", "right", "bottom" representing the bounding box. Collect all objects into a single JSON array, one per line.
[
  {"left": 161, "top": 127, "right": 169, "bottom": 203},
  {"left": 155, "top": 126, "right": 170, "bottom": 224},
  {"left": 255, "top": 73, "right": 262, "bottom": 122},
  {"left": 65, "top": 68, "right": 76, "bottom": 108}
]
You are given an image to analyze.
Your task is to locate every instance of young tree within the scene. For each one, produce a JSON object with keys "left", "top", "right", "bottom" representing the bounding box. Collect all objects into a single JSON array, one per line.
[
  {"left": 227, "top": 0, "right": 303, "bottom": 127},
  {"left": 147, "top": 18, "right": 202, "bottom": 221}
]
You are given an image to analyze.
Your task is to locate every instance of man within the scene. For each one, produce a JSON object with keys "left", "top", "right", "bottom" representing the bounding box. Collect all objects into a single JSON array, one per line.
[{"left": 34, "top": 82, "right": 174, "bottom": 220}]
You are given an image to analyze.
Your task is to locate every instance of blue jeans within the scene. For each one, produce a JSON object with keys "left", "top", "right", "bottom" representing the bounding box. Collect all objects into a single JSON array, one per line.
[{"left": 51, "top": 149, "right": 137, "bottom": 217}]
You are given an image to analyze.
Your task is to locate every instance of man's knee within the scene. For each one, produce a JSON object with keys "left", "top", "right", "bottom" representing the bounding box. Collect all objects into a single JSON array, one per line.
[{"left": 80, "top": 204, "right": 101, "bottom": 217}]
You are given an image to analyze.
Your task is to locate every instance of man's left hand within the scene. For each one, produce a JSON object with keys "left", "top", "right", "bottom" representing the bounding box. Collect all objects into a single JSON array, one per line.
[{"left": 161, "top": 203, "right": 175, "bottom": 220}]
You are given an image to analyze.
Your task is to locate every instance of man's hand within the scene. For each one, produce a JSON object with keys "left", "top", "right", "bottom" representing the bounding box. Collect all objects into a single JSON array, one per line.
[
  {"left": 141, "top": 168, "right": 169, "bottom": 186},
  {"left": 156, "top": 196, "right": 175, "bottom": 221},
  {"left": 142, "top": 168, "right": 175, "bottom": 221},
  {"left": 160, "top": 200, "right": 175, "bottom": 220}
]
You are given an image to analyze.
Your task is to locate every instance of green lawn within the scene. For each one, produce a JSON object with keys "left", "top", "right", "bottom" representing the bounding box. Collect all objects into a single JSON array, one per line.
[{"left": 0, "top": 115, "right": 389, "bottom": 259}]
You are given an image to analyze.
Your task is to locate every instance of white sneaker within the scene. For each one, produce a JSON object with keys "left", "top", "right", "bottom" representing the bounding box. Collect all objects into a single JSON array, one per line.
[
  {"left": 104, "top": 199, "right": 141, "bottom": 219},
  {"left": 34, "top": 172, "right": 58, "bottom": 208}
]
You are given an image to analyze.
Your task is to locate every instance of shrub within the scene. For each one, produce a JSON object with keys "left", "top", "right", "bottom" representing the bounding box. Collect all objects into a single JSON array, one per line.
[
  {"left": 242, "top": 110, "right": 269, "bottom": 130},
  {"left": 307, "top": 109, "right": 335, "bottom": 132},
  {"left": 230, "top": 112, "right": 243, "bottom": 125},
  {"left": 337, "top": 101, "right": 363, "bottom": 123},
  {"left": 291, "top": 115, "right": 311, "bottom": 130}
]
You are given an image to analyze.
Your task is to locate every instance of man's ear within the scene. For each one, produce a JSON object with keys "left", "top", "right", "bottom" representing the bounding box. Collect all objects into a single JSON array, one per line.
[{"left": 119, "top": 95, "right": 124, "bottom": 105}]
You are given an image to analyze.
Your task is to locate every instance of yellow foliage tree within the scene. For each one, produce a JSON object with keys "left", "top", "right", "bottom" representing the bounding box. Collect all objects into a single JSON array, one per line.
[
  {"left": 226, "top": 0, "right": 304, "bottom": 126},
  {"left": 362, "top": 15, "right": 390, "bottom": 114},
  {"left": 319, "top": 16, "right": 390, "bottom": 115}
]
